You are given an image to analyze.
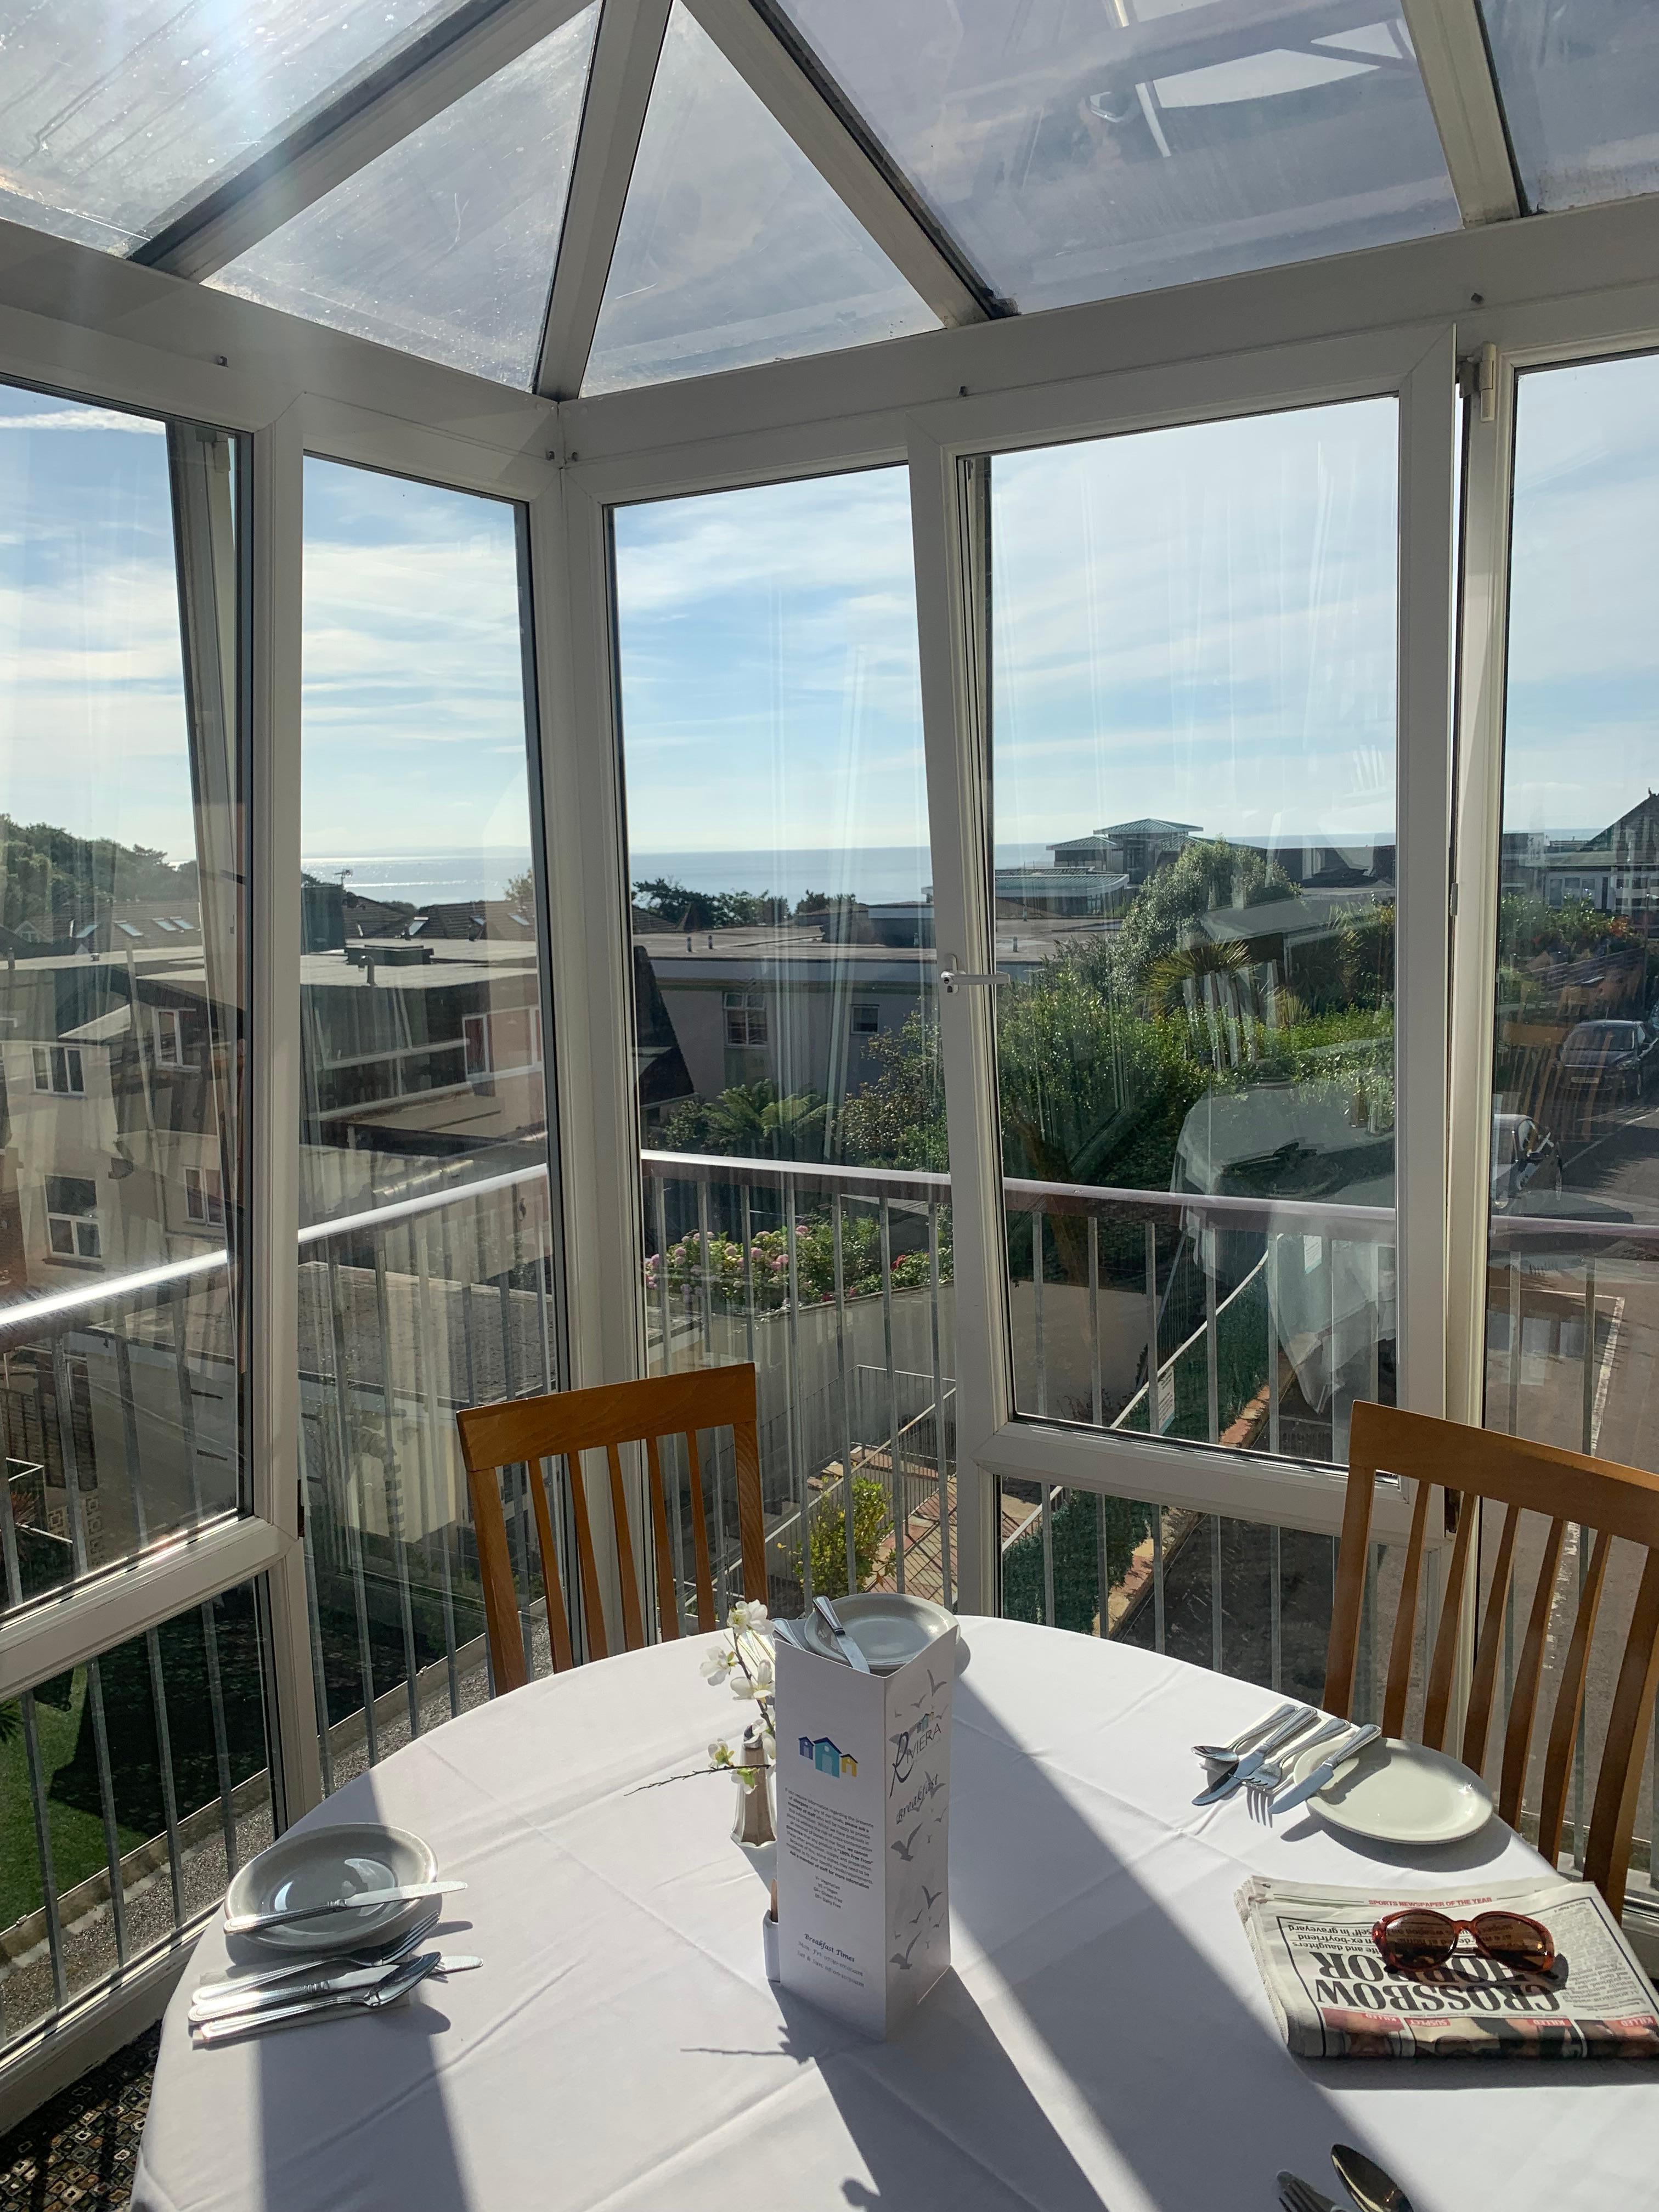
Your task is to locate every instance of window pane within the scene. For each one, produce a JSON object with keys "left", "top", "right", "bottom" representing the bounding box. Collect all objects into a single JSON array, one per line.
[
  {"left": 212, "top": 9, "right": 599, "bottom": 388},
  {"left": 299, "top": 458, "right": 560, "bottom": 1769},
  {"left": 0, "top": 1, "right": 473, "bottom": 254},
  {"left": 0, "top": 1575, "right": 273, "bottom": 2056},
  {"left": 985, "top": 401, "right": 1398, "bottom": 1465},
  {"left": 776, "top": 0, "right": 1457, "bottom": 315},
  {"left": 1479, "top": 1, "right": 1659, "bottom": 213},
  {"left": 583, "top": 6, "right": 937, "bottom": 397},
  {"left": 0, "top": 383, "right": 247, "bottom": 1615},
  {"left": 613, "top": 470, "right": 955, "bottom": 1616},
  {"left": 1485, "top": 352, "right": 1659, "bottom": 1479}
]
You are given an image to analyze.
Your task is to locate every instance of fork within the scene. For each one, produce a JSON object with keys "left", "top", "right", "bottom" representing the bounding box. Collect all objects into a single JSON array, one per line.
[
  {"left": 1245, "top": 1714, "right": 1350, "bottom": 1820},
  {"left": 1279, "top": 2171, "right": 1342, "bottom": 2212}
]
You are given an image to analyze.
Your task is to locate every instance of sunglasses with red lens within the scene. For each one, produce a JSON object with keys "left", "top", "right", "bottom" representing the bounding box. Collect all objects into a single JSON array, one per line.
[{"left": 1373, "top": 1906, "right": 1556, "bottom": 1976}]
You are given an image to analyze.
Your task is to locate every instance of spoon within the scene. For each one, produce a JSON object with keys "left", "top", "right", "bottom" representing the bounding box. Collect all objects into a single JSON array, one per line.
[{"left": 1332, "top": 2144, "right": 1415, "bottom": 2212}]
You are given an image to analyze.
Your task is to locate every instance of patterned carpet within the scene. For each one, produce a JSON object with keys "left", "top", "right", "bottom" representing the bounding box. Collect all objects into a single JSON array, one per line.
[{"left": 0, "top": 2029, "right": 157, "bottom": 2211}]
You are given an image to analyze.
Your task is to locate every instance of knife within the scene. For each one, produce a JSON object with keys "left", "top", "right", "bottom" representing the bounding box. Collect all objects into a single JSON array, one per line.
[
  {"left": 224, "top": 1879, "right": 465, "bottom": 1936},
  {"left": 814, "top": 1595, "right": 873, "bottom": 1674},
  {"left": 1270, "top": 1724, "right": 1381, "bottom": 1817},
  {"left": 190, "top": 1954, "right": 481, "bottom": 2023},
  {"left": 191, "top": 1952, "right": 442, "bottom": 2042}
]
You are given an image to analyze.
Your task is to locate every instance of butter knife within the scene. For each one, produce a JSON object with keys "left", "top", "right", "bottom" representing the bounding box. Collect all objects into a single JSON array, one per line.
[
  {"left": 192, "top": 1952, "right": 441, "bottom": 2042},
  {"left": 814, "top": 1595, "right": 873, "bottom": 1674},
  {"left": 224, "top": 1878, "right": 464, "bottom": 1935},
  {"left": 190, "top": 1954, "right": 481, "bottom": 2024},
  {"left": 1269, "top": 1724, "right": 1381, "bottom": 1817}
]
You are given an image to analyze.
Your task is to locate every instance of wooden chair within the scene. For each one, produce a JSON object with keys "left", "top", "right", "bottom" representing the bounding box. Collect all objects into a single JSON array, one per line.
[
  {"left": 1325, "top": 1400, "right": 1659, "bottom": 1917},
  {"left": 455, "top": 1364, "right": 767, "bottom": 1694}
]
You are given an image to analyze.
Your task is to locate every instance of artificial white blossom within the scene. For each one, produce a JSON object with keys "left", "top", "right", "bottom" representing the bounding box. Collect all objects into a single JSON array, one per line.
[
  {"left": 699, "top": 1646, "right": 736, "bottom": 1684},
  {"left": 730, "top": 1671, "right": 759, "bottom": 1700},
  {"left": 727, "top": 1599, "right": 769, "bottom": 1633}
]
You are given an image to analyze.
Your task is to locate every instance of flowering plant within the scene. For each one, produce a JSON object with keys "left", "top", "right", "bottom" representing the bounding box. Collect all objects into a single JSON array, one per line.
[{"left": 702, "top": 1598, "right": 776, "bottom": 1791}]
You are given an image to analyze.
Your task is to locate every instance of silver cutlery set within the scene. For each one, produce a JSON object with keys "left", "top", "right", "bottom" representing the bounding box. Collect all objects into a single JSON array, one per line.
[
  {"left": 1193, "top": 1701, "right": 1379, "bottom": 1821},
  {"left": 191, "top": 1877, "right": 478, "bottom": 2044},
  {"left": 1281, "top": 2143, "right": 1414, "bottom": 2212}
]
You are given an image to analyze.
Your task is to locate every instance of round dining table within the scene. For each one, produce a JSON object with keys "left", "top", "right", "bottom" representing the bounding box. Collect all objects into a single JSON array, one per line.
[{"left": 133, "top": 1617, "right": 1654, "bottom": 2211}]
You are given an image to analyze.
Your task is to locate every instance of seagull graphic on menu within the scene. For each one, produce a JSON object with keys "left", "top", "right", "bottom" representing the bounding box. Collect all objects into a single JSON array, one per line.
[
  {"left": 909, "top": 1667, "right": 948, "bottom": 1714},
  {"left": 890, "top": 1820, "right": 928, "bottom": 1863},
  {"left": 889, "top": 1931, "right": 923, "bottom": 1971},
  {"left": 909, "top": 1884, "right": 941, "bottom": 1927}
]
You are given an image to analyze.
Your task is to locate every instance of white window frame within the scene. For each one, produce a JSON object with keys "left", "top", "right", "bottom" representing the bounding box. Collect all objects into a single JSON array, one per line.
[
  {"left": 153, "top": 1008, "right": 188, "bottom": 1067},
  {"left": 33, "top": 1044, "right": 83, "bottom": 1096},
  {"left": 184, "top": 1164, "right": 224, "bottom": 1227},
  {"left": 723, "top": 988, "right": 768, "bottom": 1047}
]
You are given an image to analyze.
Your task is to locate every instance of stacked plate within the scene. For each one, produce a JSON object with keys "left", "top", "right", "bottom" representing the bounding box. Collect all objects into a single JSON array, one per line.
[
  {"left": 793, "top": 1592, "right": 957, "bottom": 1675},
  {"left": 189, "top": 1823, "right": 476, "bottom": 2044}
]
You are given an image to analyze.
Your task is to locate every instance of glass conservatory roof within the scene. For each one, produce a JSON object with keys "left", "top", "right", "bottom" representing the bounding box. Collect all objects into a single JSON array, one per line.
[{"left": 0, "top": 0, "right": 1655, "bottom": 398}]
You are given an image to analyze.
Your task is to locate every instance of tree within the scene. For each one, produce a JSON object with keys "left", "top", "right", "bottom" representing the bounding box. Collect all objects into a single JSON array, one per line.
[
  {"left": 633, "top": 878, "right": 784, "bottom": 931},
  {"left": 503, "top": 867, "right": 534, "bottom": 910},
  {"left": 792, "top": 1476, "right": 892, "bottom": 1601},
  {"left": 659, "top": 1080, "right": 830, "bottom": 1161},
  {"left": 0, "top": 815, "right": 198, "bottom": 938}
]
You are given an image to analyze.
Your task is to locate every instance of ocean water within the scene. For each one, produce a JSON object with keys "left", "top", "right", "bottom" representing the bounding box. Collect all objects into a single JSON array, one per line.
[{"left": 301, "top": 845, "right": 1058, "bottom": 909}]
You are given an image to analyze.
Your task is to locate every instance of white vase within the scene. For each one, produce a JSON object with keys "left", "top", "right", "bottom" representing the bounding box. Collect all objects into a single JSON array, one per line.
[{"left": 730, "top": 1725, "right": 776, "bottom": 1847}]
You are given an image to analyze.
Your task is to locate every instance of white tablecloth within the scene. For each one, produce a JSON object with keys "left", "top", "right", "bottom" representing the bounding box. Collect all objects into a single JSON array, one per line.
[{"left": 133, "top": 1620, "right": 1655, "bottom": 2211}]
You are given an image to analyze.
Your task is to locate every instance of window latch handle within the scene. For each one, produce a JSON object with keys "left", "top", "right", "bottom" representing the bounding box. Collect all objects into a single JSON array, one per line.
[{"left": 939, "top": 967, "right": 1008, "bottom": 995}]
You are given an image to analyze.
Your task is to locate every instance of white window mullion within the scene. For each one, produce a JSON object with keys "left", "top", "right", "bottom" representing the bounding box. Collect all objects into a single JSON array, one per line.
[
  {"left": 250, "top": 403, "right": 323, "bottom": 1826},
  {"left": 1394, "top": 328, "right": 1462, "bottom": 1425},
  {"left": 908, "top": 428, "right": 1006, "bottom": 1617}
]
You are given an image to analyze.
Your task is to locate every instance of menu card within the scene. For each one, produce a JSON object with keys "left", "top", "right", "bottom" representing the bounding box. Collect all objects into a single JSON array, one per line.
[{"left": 773, "top": 1624, "right": 957, "bottom": 2039}]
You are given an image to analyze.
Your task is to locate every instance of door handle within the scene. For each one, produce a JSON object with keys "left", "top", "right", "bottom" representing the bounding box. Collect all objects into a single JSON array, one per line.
[{"left": 939, "top": 967, "right": 1009, "bottom": 995}]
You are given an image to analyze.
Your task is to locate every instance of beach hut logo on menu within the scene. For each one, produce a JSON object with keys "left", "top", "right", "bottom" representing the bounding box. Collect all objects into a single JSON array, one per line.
[{"left": 799, "top": 1735, "right": 858, "bottom": 1779}]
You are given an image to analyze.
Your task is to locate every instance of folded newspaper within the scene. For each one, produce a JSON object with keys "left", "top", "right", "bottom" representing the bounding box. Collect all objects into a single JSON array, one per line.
[{"left": 1238, "top": 1874, "right": 1659, "bottom": 2058}]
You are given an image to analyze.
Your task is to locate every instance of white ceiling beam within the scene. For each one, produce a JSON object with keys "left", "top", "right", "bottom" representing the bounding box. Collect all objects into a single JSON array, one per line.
[
  {"left": 679, "top": 0, "right": 993, "bottom": 330},
  {"left": 535, "top": 0, "right": 673, "bottom": 400},
  {"left": 1398, "top": 0, "right": 1521, "bottom": 225},
  {"left": 134, "top": 0, "right": 592, "bottom": 281}
]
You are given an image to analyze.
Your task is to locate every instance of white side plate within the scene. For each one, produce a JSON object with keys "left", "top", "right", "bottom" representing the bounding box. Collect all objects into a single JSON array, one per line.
[
  {"left": 1291, "top": 1735, "right": 1494, "bottom": 1846},
  {"left": 224, "top": 1824, "right": 437, "bottom": 1955}
]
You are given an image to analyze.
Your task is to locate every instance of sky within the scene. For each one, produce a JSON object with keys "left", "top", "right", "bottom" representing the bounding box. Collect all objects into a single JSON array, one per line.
[{"left": 4, "top": 359, "right": 1659, "bottom": 879}]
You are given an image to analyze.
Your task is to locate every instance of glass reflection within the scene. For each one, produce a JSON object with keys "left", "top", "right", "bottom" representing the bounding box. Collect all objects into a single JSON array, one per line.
[{"left": 0, "top": 382, "right": 246, "bottom": 1612}]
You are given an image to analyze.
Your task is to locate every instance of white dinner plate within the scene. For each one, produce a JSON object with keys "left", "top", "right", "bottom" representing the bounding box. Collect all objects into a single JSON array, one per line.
[
  {"left": 224, "top": 1823, "right": 437, "bottom": 1955},
  {"left": 798, "top": 1592, "right": 955, "bottom": 1675},
  {"left": 1289, "top": 1734, "right": 1493, "bottom": 1846}
]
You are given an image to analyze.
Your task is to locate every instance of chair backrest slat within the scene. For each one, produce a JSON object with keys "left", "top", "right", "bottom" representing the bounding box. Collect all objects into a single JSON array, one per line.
[
  {"left": 684, "top": 1428, "right": 716, "bottom": 1626},
  {"left": 456, "top": 1364, "right": 765, "bottom": 1685},
  {"left": 1462, "top": 1499, "right": 1521, "bottom": 1774},
  {"left": 567, "top": 1451, "right": 610, "bottom": 1664},
  {"left": 645, "top": 1436, "right": 678, "bottom": 1644},
  {"left": 1536, "top": 1524, "right": 1611, "bottom": 1868},
  {"left": 1380, "top": 1474, "right": 1434, "bottom": 1738},
  {"left": 1584, "top": 1551, "right": 1659, "bottom": 1909},
  {"left": 1498, "top": 1515, "right": 1566, "bottom": 1827},
  {"left": 606, "top": 1442, "right": 646, "bottom": 1652},
  {"left": 1330, "top": 1402, "right": 1659, "bottom": 1921},
  {"left": 1422, "top": 1496, "right": 1476, "bottom": 1753},
  {"left": 527, "top": 1460, "right": 575, "bottom": 1678}
]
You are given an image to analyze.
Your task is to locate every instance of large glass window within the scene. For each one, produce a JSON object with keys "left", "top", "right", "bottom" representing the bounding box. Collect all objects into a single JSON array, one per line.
[
  {"left": 298, "top": 459, "right": 560, "bottom": 1776},
  {"left": 1483, "top": 353, "right": 1659, "bottom": 1476},
  {"left": 0, "top": 382, "right": 247, "bottom": 1617},
  {"left": 776, "top": 0, "right": 1457, "bottom": 316},
  {"left": 985, "top": 399, "right": 1398, "bottom": 1441},
  {"left": 984, "top": 400, "right": 1399, "bottom": 1664},
  {"left": 612, "top": 469, "right": 953, "bottom": 1617}
]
